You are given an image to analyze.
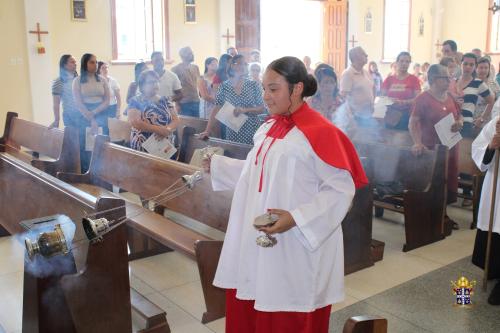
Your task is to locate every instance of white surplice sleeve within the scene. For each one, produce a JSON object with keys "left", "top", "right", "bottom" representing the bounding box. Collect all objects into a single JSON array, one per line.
[
  {"left": 290, "top": 157, "right": 355, "bottom": 252},
  {"left": 210, "top": 154, "right": 246, "bottom": 191},
  {"left": 472, "top": 116, "right": 497, "bottom": 172}
]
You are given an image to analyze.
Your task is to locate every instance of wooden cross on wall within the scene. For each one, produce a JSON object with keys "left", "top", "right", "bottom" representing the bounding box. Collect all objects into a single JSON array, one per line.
[
  {"left": 348, "top": 35, "right": 358, "bottom": 48},
  {"left": 222, "top": 28, "right": 235, "bottom": 46},
  {"left": 29, "top": 23, "right": 49, "bottom": 42}
]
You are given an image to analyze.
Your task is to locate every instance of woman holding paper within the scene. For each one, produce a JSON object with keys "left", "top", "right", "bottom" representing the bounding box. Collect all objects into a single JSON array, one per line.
[
  {"left": 203, "top": 56, "right": 367, "bottom": 332},
  {"left": 127, "top": 70, "right": 179, "bottom": 152},
  {"left": 200, "top": 55, "right": 266, "bottom": 145},
  {"left": 409, "top": 64, "right": 463, "bottom": 228}
]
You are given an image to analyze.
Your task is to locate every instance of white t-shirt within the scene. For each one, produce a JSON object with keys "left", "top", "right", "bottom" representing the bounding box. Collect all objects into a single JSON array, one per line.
[
  {"left": 107, "top": 76, "right": 120, "bottom": 105},
  {"left": 158, "top": 69, "right": 182, "bottom": 99}
]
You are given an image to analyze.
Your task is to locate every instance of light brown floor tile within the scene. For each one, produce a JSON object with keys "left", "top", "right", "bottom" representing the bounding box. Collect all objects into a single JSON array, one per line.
[
  {"left": 0, "top": 271, "right": 23, "bottom": 333},
  {"left": 408, "top": 232, "right": 475, "bottom": 266},
  {"left": 130, "top": 273, "right": 156, "bottom": 296},
  {"left": 331, "top": 294, "right": 360, "bottom": 313},
  {"left": 0, "top": 237, "right": 24, "bottom": 276},
  {"left": 205, "top": 318, "right": 225, "bottom": 333},
  {"left": 145, "top": 293, "right": 213, "bottom": 333},
  {"left": 161, "top": 281, "right": 206, "bottom": 321},
  {"left": 129, "top": 252, "right": 199, "bottom": 292},
  {"left": 345, "top": 248, "right": 443, "bottom": 301}
]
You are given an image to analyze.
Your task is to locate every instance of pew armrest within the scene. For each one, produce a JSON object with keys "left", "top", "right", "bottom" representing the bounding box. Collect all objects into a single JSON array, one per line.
[
  {"left": 31, "top": 159, "right": 58, "bottom": 176},
  {"left": 342, "top": 315, "right": 387, "bottom": 333},
  {"left": 57, "top": 171, "right": 91, "bottom": 184}
]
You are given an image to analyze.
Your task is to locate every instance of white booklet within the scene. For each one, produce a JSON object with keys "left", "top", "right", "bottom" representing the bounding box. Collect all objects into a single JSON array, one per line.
[
  {"left": 85, "top": 127, "right": 103, "bottom": 151},
  {"left": 372, "top": 96, "right": 393, "bottom": 119},
  {"left": 142, "top": 134, "right": 177, "bottom": 160},
  {"left": 215, "top": 101, "right": 248, "bottom": 132},
  {"left": 434, "top": 113, "right": 462, "bottom": 149}
]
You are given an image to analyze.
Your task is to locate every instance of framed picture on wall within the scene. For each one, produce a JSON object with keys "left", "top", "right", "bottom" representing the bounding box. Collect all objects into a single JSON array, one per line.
[
  {"left": 71, "top": 0, "right": 87, "bottom": 21},
  {"left": 185, "top": 0, "right": 196, "bottom": 24}
]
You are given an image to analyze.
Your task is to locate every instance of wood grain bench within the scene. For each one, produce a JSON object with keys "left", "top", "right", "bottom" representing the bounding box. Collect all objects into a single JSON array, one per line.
[
  {"left": 355, "top": 141, "right": 449, "bottom": 252},
  {"left": 0, "top": 153, "right": 169, "bottom": 333},
  {"left": 57, "top": 135, "right": 230, "bottom": 323},
  {"left": 0, "top": 111, "right": 80, "bottom": 176}
]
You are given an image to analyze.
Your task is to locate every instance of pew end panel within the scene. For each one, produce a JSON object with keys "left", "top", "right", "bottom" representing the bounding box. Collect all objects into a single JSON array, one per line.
[
  {"left": 342, "top": 315, "right": 388, "bottom": 333},
  {"left": 194, "top": 240, "right": 226, "bottom": 324},
  {"left": 343, "top": 184, "right": 375, "bottom": 274}
]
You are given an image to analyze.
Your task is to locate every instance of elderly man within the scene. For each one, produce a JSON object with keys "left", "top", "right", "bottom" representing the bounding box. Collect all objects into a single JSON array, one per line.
[
  {"left": 172, "top": 47, "right": 201, "bottom": 117},
  {"left": 339, "top": 46, "right": 375, "bottom": 127}
]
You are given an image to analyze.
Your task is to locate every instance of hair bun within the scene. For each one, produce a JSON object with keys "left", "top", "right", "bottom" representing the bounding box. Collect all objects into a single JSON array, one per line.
[{"left": 302, "top": 74, "right": 318, "bottom": 97}]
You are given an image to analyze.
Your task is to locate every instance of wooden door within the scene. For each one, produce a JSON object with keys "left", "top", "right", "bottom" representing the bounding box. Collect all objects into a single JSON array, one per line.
[
  {"left": 323, "top": 0, "right": 348, "bottom": 72},
  {"left": 235, "top": 0, "right": 260, "bottom": 60}
]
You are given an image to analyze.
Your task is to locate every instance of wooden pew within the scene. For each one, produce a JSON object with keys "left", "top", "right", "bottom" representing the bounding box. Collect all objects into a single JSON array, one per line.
[
  {"left": 343, "top": 315, "right": 388, "bottom": 333},
  {"left": 177, "top": 115, "right": 221, "bottom": 144},
  {"left": 0, "top": 154, "right": 169, "bottom": 332},
  {"left": 57, "top": 136, "right": 228, "bottom": 323},
  {"left": 108, "top": 117, "right": 132, "bottom": 147},
  {"left": 178, "top": 126, "right": 252, "bottom": 163},
  {"left": 355, "top": 142, "right": 448, "bottom": 252},
  {"left": 0, "top": 111, "right": 80, "bottom": 176},
  {"left": 457, "top": 137, "right": 484, "bottom": 228}
]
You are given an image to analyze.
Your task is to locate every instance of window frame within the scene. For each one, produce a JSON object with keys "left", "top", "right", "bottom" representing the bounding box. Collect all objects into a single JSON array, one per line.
[
  {"left": 381, "top": 0, "right": 412, "bottom": 63},
  {"left": 487, "top": 0, "right": 500, "bottom": 55},
  {"left": 110, "top": 0, "right": 171, "bottom": 65}
]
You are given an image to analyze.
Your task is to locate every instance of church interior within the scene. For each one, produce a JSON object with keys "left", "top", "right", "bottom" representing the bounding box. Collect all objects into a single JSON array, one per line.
[{"left": 1, "top": 0, "right": 500, "bottom": 332}]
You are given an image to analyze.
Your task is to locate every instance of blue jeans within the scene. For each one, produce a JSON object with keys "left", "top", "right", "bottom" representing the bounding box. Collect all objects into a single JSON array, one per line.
[{"left": 179, "top": 102, "right": 200, "bottom": 117}]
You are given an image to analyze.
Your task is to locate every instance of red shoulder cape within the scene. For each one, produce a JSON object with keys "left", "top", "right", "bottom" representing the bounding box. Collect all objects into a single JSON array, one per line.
[{"left": 291, "top": 103, "right": 368, "bottom": 189}]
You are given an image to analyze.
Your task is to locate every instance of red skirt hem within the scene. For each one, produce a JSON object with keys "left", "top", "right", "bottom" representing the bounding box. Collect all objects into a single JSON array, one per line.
[{"left": 225, "top": 289, "right": 332, "bottom": 333}]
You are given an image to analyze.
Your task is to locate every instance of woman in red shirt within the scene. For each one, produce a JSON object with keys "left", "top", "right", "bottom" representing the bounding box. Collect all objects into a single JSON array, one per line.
[
  {"left": 381, "top": 51, "right": 421, "bottom": 130},
  {"left": 409, "top": 64, "right": 463, "bottom": 229}
]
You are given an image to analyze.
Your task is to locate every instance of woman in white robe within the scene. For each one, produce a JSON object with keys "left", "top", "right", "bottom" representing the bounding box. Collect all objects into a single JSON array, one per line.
[
  {"left": 204, "top": 56, "right": 368, "bottom": 333},
  {"left": 472, "top": 116, "right": 500, "bottom": 305}
]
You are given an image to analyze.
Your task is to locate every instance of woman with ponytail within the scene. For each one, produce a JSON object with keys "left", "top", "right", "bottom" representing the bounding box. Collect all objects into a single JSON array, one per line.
[{"left": 202, "top": 56, "right": 368, "bottom": 333}]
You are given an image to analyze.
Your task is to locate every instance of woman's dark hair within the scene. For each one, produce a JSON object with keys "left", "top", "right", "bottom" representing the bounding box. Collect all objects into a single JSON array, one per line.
[
  {"left": 134, "top": 62, "right": 148, "bottom": 82},
  {"left": 80, "top": 53, "right": 100, "bottom": 84},
  {"left": 216, "top": 54, "right": 232, "bottom": 82},
  {"left": 204, "top": 57, "right": 218, "bottom": 74},
  {"left": 227, "top": 54, "right": 245, "bottom": 78},
  {"left": 58, "top": 54, "right": 77, "bottom": 82},
  {"left": 267, "top": 56, "right": 317, "bottom": 98},
  {"left": 443, "top": 40, "right": 458, "bottom": 52},
  {"left": 396, "top": 51, "right": 412, "bottom": 63},
  {"left": 314, "top": 64, "right": 338, "bottom": 98},
  {"left": 477, "top": 57, "right": 491, "bottom": 78},
  {"left": 137, "top": 70, "right": 160, "bottom": 94}
]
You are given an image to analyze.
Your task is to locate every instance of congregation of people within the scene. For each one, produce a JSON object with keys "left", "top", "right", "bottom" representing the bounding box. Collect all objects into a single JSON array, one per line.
[{"left": 49, "top": 40, "right": 500, "bottom": 315}]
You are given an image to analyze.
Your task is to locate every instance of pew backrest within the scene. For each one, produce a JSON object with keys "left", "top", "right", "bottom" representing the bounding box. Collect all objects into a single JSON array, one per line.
[
  {"left": 179, "top": 126, "right": 252, "bottom": 163},
  {"left": 354, "top": 141, "right": 447, "bottom": 193},
  {"left": 458, "top": 137, "right": 481, "bottom": 176},
  {"left": 0, "top": 112, "right": 80, "bottom": 174},
  {"left": 76, "top": 135, "right": 232, "bottom": 232}
]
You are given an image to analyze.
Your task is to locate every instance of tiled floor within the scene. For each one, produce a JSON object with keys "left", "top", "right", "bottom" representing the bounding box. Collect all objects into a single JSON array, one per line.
[{"left": 0, "top": 203, "right": 476, "bottom": 332}]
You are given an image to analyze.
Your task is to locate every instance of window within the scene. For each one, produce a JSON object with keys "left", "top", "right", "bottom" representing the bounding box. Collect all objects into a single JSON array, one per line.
[
  {"left": 487, "top": 0, "right": 500, "bottom": 53},
  {"left": 111, "top": 0, "right": 169, "bottom": 62},
  {"left": 382, "top": 0, "right": 411, "bottom": 61}
]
